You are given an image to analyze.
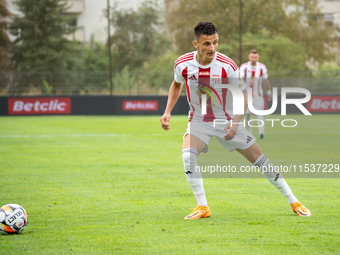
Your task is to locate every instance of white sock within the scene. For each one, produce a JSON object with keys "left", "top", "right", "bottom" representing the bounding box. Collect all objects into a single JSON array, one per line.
[
  {"left": 286, "top": 193, "right": 298, "bottom": 204},
  {"left": 254, "top": 154, "right": 298, "bottom": 204},
  {"left": 182, "top": 148, "right": 207, "bottom": 206},
  {"left": 195, "top": 193, "right": 208, "bottom": 207}
]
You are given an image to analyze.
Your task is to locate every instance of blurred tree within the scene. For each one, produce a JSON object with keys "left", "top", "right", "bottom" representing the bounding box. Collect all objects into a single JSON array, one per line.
[
  {"left": 165, "top": 0, "right": 333, "bottom": 67},
  {"left": 113, "top": 66, "right": 137, "bottom": 94},
  {"left": 316, "top": 63, "right": 340, "bottom": 78},
  {"left": 142, "top": 52, "right": 178, "bottom": 90},
  {"left": 312, "top": 63, "right": 340, "bottom": 92},
  {"left": 0, "top": 0, "right": 12, "bottom": 91},
  {"left": 107, "top": 0, "right": 171, "bottom": 72},
  {"left": 82, "top": 39, "right": 109, "bottom": 72},
  {"left": 218, "top": 30, "right": 308, "bottom": 77},
  {"left": 81, "top": 39, "right": 111, "bottom": 91},
  {"left": 11, "top": 0, "right": 81, "bottom": 91}
]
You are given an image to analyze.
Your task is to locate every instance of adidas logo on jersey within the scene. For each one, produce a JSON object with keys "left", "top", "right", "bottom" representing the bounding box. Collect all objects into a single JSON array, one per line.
[
  {"left": 189, "top": 75, "right": 197, "bottom": 80},
  {"left": 246, "top": 136, "right": 252, "bottom": 144}
]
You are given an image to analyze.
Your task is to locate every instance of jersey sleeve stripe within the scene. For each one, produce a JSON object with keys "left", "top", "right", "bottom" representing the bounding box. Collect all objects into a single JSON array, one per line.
[
  {"left": 216, "top": 53, "right": 238, "bottom": 66},
  {"left": 216, "top": 54, "right": 238, "bottom": 71},
  {"left": 175, "top": 53, "right": 194, "bottom": 66},
  {"left": 216, "top": 54, "right": 238, "bottom": 67},
  {"left": 259, "top": 63, "right": 267, "bottom": 69},
  {"left": 175, "top": 55, "right": 194, "bottom": 64},
  {"left": 216, "top": 57, "right": 238, "bottom": 71},
  {"left": 175, "top": 56, "right": 194, "bottom": 68}
]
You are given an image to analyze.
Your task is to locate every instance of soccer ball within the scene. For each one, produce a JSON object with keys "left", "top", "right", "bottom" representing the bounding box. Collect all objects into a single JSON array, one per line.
[{"left": 0, "top": 204, "right": 28, "bottom": 234}]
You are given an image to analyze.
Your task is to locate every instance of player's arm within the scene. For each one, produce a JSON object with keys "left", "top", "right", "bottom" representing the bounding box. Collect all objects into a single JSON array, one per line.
[
  {"left": 239, "top": 64, "right": 245, "bottom": 79},
  {"left": 160, "top": 80, "right": 183, "bottom": 131},
  {"left": 224, "top": 89, "right": 248, "bottom": 140},
  {"left": 264, "top": 78, "right": 272, "bottom": 101},
  {"left": 262, "top": 66, "right": 272, "bottom": 101}
]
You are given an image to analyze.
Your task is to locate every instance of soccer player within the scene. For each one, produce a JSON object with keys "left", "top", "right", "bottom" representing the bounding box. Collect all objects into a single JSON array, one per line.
[
  {"left": 240, "top": 50, "right": 272, "bottom": 139},
  {"left": 160, "top": 21, "right": 311, "bottom": 219}
]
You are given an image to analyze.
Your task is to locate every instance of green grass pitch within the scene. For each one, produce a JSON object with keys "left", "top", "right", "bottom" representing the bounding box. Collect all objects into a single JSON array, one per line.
[{"left": 0, "top": 114, "right": 339, "bottom": 254}]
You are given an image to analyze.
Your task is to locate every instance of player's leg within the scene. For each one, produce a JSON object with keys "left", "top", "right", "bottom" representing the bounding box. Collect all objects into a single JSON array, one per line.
[
  {"left": 256, "top": 114, "right": 265, "bottom": 139},
  {"left": 245, "top": 113, "right": 253, "bottom": 134},
  {"left": 236, "top": 143, "right": 311, "bottom": 216},
  {"left": 237, "top": 143, "right": 296, "bottom": 199},
  {"left": 182, "top": 133, "right": 206, "bottom": 206},
  {"left": 182, "top": 134, "right": 210, "bottom": 219},
  {"left": 254, "top": 97, "right": 265, "bottom": 139},
  {"left": 245, "top": 106, "right": 253, "bottom": 134}
]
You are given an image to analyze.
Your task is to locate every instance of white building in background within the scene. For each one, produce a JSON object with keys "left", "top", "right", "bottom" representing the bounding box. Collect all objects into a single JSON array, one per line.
[
  {"left": 6, "top": 0, "right": 164, "bottom": 43},
  {"left": 6, "top": 0, "right": 340, "bottom": 43},
  {"left": 317, "top": 0, "right": 340, "bottom": 29},
  {"left": 66, "top": 0, "right": 165, "bottom": 43},
  {"left": 317, "top": 0, "right": 340, "bottom": 66}
]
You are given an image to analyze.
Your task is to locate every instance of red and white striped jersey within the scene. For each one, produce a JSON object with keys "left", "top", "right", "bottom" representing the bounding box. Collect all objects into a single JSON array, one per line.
[
  {"left": 174, "top": 51, "right": 246, "bottom": 122},
  {"left": 240, "top": 61, "right": 268, "bottom": 98}
]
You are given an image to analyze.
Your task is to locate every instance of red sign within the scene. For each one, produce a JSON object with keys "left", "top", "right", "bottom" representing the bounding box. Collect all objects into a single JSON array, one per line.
[
  {"left": 8, "top": 97, "right": 71, "bottom": 115},
  {"left": 123, "top": 100, "right": 158, "bottom": 111},
  {"left": 306, "top": 96, "right": 340, "bottom": 113}
]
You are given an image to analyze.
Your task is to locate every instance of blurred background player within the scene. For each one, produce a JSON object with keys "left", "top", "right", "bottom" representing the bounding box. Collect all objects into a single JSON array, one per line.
[
  {"left": 160, "top": 22, "right": 311, "bottom": 220},
  {"left": 240, "top": 50, "right": 272, "bottom": 139}
]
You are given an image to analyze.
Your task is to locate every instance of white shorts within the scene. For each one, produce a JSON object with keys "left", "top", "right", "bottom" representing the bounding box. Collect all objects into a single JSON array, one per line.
[
  {"left": 245, "top": 96, "right": 264, "bottom": 114},
  {"left": 184, "top": 119, "right": 256, "bottom": 153}
]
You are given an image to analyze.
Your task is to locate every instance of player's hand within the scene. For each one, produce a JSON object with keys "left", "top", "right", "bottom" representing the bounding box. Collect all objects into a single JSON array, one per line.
[
  {"left": 223, "top": 123, "right": 238, "bottom": 140},
  {"left": 267, "top": 94, "right": 272, "bottom": 102},
  {"left": 160, "top": 113, "right": 171, "bottom": 131}
]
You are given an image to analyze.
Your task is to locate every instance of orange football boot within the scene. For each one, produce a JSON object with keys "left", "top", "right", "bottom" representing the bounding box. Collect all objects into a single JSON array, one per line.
[
  {"left": 291, "top": 202, "right": 311, "bottom": 217},
  {"left": 184, "top": 205, "right": 211, "bottom": 220}
]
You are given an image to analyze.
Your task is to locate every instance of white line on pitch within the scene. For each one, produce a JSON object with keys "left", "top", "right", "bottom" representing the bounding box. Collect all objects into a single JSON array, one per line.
[
  {"left": 0, "top": 133, "right": 183, "bottom": 138},
  {"left": 265, "top": 131, "right": 340, "bottom": 134}
]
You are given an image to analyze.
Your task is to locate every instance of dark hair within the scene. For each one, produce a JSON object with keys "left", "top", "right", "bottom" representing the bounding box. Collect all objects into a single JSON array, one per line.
[
  {"left": 194, "top": 22, "right": 218, "bottom": 41},
  {"left": 250, "top": 49, "right": 259, "bottom": 54}
]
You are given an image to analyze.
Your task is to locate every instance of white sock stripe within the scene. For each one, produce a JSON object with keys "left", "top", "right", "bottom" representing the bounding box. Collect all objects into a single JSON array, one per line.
[
  {"left": 182, "top": 148, "right": 198, "bottom": 157},
  {"left": 254, "top": 155, "right": 267, "bottom": 167},
  {"left": 253, "top": 154, "right": 265, "bottom": 166},
  {"left": 257, "top": 156, "right": 267, "bottom": 167}
]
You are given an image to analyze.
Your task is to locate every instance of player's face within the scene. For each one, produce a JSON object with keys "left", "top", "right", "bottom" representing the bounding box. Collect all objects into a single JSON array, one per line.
[
  {"left": 193, "top": 33, "right": 219, "bottom": 65},
  {"left": 249, "top": 53, "right": 259, "bottom": 66}
]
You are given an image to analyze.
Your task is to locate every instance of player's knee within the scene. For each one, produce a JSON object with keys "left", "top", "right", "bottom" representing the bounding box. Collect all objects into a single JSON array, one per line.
[
  {"left": 182, "top": 148, "right": 198, "bottom": 178},
  {"left": 182, "top": 148, "right": 198, "bottom": 165},
  {"left": 182, "top": 149, "right": 203, "bottom": 195}
]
